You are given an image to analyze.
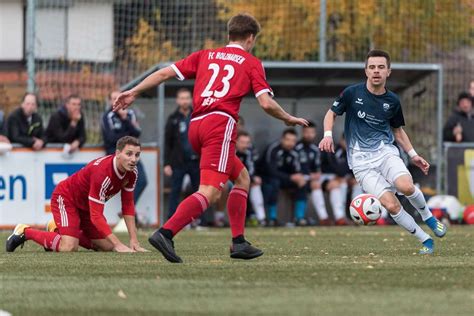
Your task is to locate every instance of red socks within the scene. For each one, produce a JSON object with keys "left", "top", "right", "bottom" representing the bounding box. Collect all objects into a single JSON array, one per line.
[
  {"left": 227, "top": 188, "right": 248, "bottom": 238},
  {"left": 25, "top": 228, "right": 61, "bottom": 252},
  {"left": 163, "top": 192, "right": 209, "bottom": 236}
]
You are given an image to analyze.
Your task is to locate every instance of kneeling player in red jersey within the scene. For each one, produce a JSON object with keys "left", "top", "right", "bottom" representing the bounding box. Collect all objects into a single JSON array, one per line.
[
  {"left": 6, "top": 136, "right": 147, "bottom": 253},
  {"left": 113, "top": 14, "right": 308, "bottom": 263}
]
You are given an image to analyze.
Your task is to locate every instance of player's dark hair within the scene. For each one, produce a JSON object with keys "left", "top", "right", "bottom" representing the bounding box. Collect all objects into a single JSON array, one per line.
[
  {"left": 116, "top": 136, "right": 141, "bottom": 151},
  {"left": 282, "top": 128, "right": 297, "bottom": 138},
  {"left": 228, "top": 13, "right": 261, "bottom": 41},
  {"left": 365, "top": 50, "right": 391, "bottom": 69},
  {"left": 457, "top": 92, "right": 472, "bottom": 105},
  {"left": 303, "top": 120, "right": 316, "bottom": 129},
  {"left": 21, "top": 92, "right": 37, "bottom": 103},
  {"left": 176, "top": 88, "right": 191, "bottom": 97},
  {"left": 65, "top": 94, "right": 81, "bottom": 104},
  {"left": 237, "top": 130, "right": 250, "bottom": 138}
]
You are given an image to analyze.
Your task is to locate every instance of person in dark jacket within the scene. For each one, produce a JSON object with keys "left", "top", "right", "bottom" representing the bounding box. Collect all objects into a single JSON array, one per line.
[
  {"left": 102, "top": 90, "right": 147, "bottom": 205},
  {"left": 6, "top": 93, "right": 45, "bottom": 150},
  {"left": 0, "top": 110, "right": 10, "bottom": 143},
  {"left": 45, "top": 94, "right": 86, "bottom": 153},
  {"left": 164, "top": 88, "right": 200, "bottom": 219},
  {"left": 443, "top": 92, "right": 474, "bottom": 143},
  {"left": 258, "top": 128, "right": 307, "bottom": 226}
]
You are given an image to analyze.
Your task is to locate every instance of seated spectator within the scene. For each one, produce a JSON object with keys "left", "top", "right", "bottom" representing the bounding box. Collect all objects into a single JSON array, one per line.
[
  {"left": 443, "top": 92, "right": 473, "bottom": 142},
  {"left": 102, "top": 90, "right": 147, "bottom": 205},
  {"left": 164, "top": 88, "right": 200, "bottom": 220},
  {"left": 6, "top": 93, "right": 45, "bottom": 150},
  {"left": 45, "top": 94, "right": 86, "bottom": 153},
  {"left": 0, "top": 109, "right": 9, "bottom": 143},
  {"left": 469, "top": 80, "right": 474, "bottom": 99},
  {"left": 236, "top": 130, "right": 266, "bottom": 226},
  {"left": 258, "top": 129, "right": 307, "bottom": 226}
]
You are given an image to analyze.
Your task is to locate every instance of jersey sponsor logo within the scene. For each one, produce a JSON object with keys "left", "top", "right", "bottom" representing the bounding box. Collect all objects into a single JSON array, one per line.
[
  {"left": 357, "top": 111, "right": 366, "bottom": 119},
  {"left": 332, "top": 101, "right": 339, "bottom": 107},
  {"left": 383, "top": 103, "right": 390, "bottom": 111},
  {"left": 356, "top": 98, "right": 364, "bottom": 105}
]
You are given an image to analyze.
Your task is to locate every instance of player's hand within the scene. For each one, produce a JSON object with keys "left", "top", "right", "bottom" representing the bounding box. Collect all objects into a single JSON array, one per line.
[
  {"left": 411, "top": 155, "right": 430, "bottom": 175},
  {"left": 164, "top": 165, "right": 173, "bottom": 177},
  {"left": 32, "top": 138, "right": 44, "bottom": 151},
  {"left": 113, "top": 90, "right": 137, "bottom": 112},
  {"left": 319, "top": 136, "right": 334, "bottom": 153},
  {"left": 130, "top": 240, "right": 149, "bottom": 252},
  {"left": 285, "top": 116, "right": 309, "bottom": 127},
  {"left": 113, "top": 243, "right": 135, "bottom": 253}
]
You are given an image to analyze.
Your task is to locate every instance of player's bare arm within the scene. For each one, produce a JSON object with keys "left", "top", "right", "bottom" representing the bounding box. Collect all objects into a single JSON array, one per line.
[
  {"left": 257, "top": 93, "right": 308, "bottom": 127},
  {"left": 392, "top": 127, "right": 430, "bottom": 175},
  {"left": 123, "top": 215, "right": 149, "bottom": 252},
  {"left": 113, "top": 66, "right": 177, "bottom": 111},
  {"left": 319, "top": 110, "right": 336, "bottom": 153}
]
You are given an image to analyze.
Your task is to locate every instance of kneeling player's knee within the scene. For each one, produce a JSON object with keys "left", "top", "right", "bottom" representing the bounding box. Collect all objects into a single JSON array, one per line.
[{"left": 59, "top": 242, "right": 79, "bottom": 252}]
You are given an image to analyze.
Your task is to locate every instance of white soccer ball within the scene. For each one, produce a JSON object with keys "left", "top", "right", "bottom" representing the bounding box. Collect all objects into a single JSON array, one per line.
[{"left": 349, "top": 193, "right": 382, "bottom": 225}]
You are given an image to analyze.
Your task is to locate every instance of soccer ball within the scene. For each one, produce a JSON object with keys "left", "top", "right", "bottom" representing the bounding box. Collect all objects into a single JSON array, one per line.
[{"left": 349, "top": 194, "right": 382, "bottom": 225}]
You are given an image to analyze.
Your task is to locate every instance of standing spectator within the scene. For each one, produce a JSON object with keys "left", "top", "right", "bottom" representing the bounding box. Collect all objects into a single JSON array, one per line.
[
  {"left": 236, "top": 130, "right": 266, "bottom": 225},
  {"left": 469, "top": 80, "right": 474, "bottom": 99},
  {"left": 164, "top": 88, "right": 200, "bottom": 219},
  {"left": 101, "top": 90, "right": 147, "bottom": 205},
  {"left": 45, "top": 94, "right": 86, "bottom": 153},
  {"left": 259, "top": 129, "right": 307, "bottom": 226},
  {"left": 443, "top": 92, "right": 474, "bottom": 142},
  {"left": 6, "top": 93, "right": 45, "bottom": 150}
]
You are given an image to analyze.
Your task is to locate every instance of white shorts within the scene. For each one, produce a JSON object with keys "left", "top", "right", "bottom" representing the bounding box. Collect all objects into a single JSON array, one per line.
[{"left": 351, "top": 146, "right": 410, "bottom": 199}]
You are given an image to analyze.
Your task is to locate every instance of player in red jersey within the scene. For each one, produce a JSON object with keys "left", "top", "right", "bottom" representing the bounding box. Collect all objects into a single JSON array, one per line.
[
  {"left": 6, "top": 136, "right": 147, "bottom": 253},
  {"left": 113, "top": 14, "right": 308, "bottom": 263}
]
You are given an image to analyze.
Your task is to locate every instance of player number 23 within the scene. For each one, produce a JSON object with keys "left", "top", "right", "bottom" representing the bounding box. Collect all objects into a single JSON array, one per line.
[{"left": 201, "top": 63, "right": 235, "bottom": 99}]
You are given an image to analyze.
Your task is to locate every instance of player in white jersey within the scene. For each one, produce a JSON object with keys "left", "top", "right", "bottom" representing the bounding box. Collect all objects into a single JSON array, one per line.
[{"left": 319, "top": 50, "right": 447, "bottom": 254}]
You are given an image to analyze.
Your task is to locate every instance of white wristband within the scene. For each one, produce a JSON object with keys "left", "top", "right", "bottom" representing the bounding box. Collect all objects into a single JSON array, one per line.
[
  {"left": 324, "top": 131, "right": 333, "bottom": 138},
  {"left": 408, "top": 149, "right": 418, "bottom": 158}
]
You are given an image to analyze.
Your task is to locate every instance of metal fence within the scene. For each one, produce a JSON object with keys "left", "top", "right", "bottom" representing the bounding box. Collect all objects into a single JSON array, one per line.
[{"left": 24, "top": 0, "right": 473, "bottom": 153}]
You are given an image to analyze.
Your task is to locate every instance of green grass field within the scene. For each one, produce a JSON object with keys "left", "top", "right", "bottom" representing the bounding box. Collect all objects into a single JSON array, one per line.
[{"left": 1, "top": 226, "right": 473, "bottom": 316}]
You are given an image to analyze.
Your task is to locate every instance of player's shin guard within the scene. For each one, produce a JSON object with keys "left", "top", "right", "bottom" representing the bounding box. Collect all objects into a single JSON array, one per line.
[
  {"left": 330, "top": 188, "right": 346, "bottom": 220},
  {"left": 25, "top": 228, "right": 61, "bottom": 252},
  {"left": 227, "top": 188, "right": 248, "bottom": 238},
  {"left": 390, "top": 208, "right": 431, "bottom": 243},
  {"left": 406, "top": 186, "right": 432, "bottom": 221},
  {"left": 250, "top": 185, "right": 266, "bottom": 221},
  {"left": 311, "top": 189, "right": 329, "bottom": 220},
  {"left": 163, "top": 192, "right": 209, "bottom": 237}
]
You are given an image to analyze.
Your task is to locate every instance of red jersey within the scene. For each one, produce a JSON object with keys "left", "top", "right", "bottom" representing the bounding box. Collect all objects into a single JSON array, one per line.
[
  {"left": 60, "top": 155, "right": 137, "bottom": 237},
  {"left": 171, "top": 44, "right": 273, "bottom": 121}
]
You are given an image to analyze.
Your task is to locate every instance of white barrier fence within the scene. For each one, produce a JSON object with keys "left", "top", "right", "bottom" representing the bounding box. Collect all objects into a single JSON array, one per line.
[{"left": 0, "top": 147, "right": 158, "bottom": 228}]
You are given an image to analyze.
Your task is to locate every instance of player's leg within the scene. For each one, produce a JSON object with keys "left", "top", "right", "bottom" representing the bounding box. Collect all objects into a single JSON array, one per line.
[
  {"left": 394, "top": 174, "right": 447, "bottom": 237},
  {"left": 310, "top": 179, "right": 330, "bottom": 225}
]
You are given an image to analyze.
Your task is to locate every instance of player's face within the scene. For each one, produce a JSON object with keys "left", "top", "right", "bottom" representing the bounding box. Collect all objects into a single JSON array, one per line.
[
  {"left": 176, "top": 91, "right": 192, "bottom": 111},
  {"left": 236, "top": 135, "right": 251, "bottom": 152},
  {"left": 21, "top": 95, "right": 37, "bottom": 117},
  {"left": 281, "top": 134, "right": 297, "bottom": 151},
  {"left": 365, "top": 57, "right": 391, "bottom": 87},
  {"left": 117, "top": 145, "right": 141, "bottom": 172},
  {"left": 302, "top": 127, "right": 316, "bottom": 143}
]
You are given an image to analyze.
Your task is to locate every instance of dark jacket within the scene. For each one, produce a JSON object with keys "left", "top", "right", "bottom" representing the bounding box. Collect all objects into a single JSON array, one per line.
[
  {"left": 164, "top": 108, "right": 197, "bottom": 167},
  {"left": 321, "top": 145, "right": 351, "bottom": 177},
  {"left": 295, "top": 141, "right": 321, "bottom": 174},
  {"left": 6, "top": 107, "right": 45, "bottom": 147},
  {"left": 0, "top": 110, "right": 5, "bottom": 136},
  {"left": 101, "top": 108, "right": 141, "bottom": 155},
  {"left": 443, "top": 110, "right": 474, "bottom": 142},
  {"left": 45, "top": 106, "right": 86, "bottom": 146},
  {"left": 257, "top": 141, "right": 301, "bottom": 181}
]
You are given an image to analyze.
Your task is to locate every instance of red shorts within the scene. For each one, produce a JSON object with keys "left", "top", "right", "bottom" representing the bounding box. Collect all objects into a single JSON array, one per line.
[
  {"left": 189, "top": 112, "right": 245, "bottom": 190},
  {"left": 50, "top": 184, "right": 104, "bottom": 240}
]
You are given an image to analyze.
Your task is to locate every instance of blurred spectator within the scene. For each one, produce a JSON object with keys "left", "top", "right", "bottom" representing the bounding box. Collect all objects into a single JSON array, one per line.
[
  {"left": 101, "top": 90, "right": 147, "bottom": 205},
  {"left": 0, "top": 109, "right": 9, "bottom": 143},
  {"left": 45, "top": 94, "right": 86, "bottom": 153},
  {"left": 6, "top": 93, "right": 45, "bottom": 150},
  {"left": 443, "top": 92, "right": 474, "bottom": 142},
  {"left": 258, "top": 129, "right": 307, "bottom": 226},
  {"left": 469, "top": 80, "right": 474, "bottom": 98},
  {"left": 236, "top": 130, "right": 266, "bottom": 225},
  {"left": 164, "top": 88, "right": 199, "bottom": 219}
]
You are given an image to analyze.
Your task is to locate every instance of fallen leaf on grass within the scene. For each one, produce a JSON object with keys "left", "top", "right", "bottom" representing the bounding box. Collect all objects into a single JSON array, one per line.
[{"left": 117, "top": 289, "right": 127, "bottom": 299}]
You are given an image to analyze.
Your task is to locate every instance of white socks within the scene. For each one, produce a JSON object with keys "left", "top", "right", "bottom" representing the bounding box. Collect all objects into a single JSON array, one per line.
[
  {"left": 311, "top": 189, "right": 329, "bottom": 220},
  {"left": 250, "top": 185, "right": 266, "bottom": 221},
  {"left": 330, "top": 188, "right": 346, "bottom": 220},
  {"left": 391, "top": 208, "right": 431, "bottom": 243},
  {"left": 406, "top": 186, "right": 432, "bottom": 221}
]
